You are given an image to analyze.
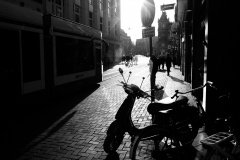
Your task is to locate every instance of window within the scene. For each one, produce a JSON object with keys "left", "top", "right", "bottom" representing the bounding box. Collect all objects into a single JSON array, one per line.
[
  {"left": 53, "top": 0, "right": 63, "bottom": 17},
  {"left": 100, "top": 17, "right": 103, "bottom": 31},
  {"left": 74, "top": 4, "right": 81, "bottom": 23},
  {"left": 89, "top": 0, "right": 92, "bottom": 5},
  {"left": 115, "top": 25, "right": 117, "bottom": 36},
  {"left": 56, "top": 6, "right": 62, "bottom": 17},
  {"left": 55, "top": 0, "right": 61, "bottom": 5},
  {"left": 108, "top": 21, "right": 111, "bottom": 34},
  {"left": 89, "top": 11, "right": 93, "bottom": 27},
  {"left": 108, "top": 0, "right": 111, "bottom": 16},
  {"left": 115, "top": 7, "right": 117, "bottom": 16},
  {"left": 99, "top": 0, "right": 103, "bottom": 11},
  {"left": 21, "top": 30, "right": 41, "bottom": 82},
  {"left": 114, "top": 0, "right": 117, "bottom": 16},
  {"left": 56, "top": 36, "right": 94, "bottom": 76}
]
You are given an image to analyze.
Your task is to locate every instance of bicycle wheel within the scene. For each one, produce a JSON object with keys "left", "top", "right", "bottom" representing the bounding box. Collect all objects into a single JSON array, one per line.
[
  {"left": 204, "top": 148, "right": 227, "bottom": 160},
  {"left": 130, "top": 125, "right": 181, "bottom": 160}
]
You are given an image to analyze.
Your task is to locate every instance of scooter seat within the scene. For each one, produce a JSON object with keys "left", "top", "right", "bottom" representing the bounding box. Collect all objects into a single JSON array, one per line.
[{"left": 147, "top": 96, "right": 188, "bottom": 115}]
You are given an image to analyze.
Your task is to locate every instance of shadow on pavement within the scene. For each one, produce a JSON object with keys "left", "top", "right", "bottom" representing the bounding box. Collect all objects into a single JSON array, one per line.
[
  {"left": 169, "top": 75, "right": 185, "bottom": 84},
  {"left": 103, "top": 144, "right": 200, "bottom": 160},
  {"left": 104, "top": 151, "right": 120, "bottom": 160},
  {"left": 1, "top": 84, "right": 100, "bottom": 160},
  {"left": 17, "top": 110, "right": 77, "bottom": 158}
]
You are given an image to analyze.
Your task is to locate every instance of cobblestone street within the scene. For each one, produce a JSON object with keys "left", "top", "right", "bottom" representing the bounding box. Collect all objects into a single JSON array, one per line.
[{"left": 3, "top": 57, "right": 206, "bottom": 160}]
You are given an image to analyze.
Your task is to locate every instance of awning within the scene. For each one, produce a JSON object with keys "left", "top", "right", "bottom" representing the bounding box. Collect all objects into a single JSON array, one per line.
[
  {"left": 0, "top": 1, "right": 42, "bottom": 27},
  {"left": 52, "top": 15, "right": 101, "bottom": 39}
]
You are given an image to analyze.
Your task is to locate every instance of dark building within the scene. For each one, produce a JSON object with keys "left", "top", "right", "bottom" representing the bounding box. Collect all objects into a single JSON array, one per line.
[
  {"left": 135, "top": 37, "right": 158, "bottom": 56},
  {"left": 175, "top": 0, "right": 240, "bottom": 117}
]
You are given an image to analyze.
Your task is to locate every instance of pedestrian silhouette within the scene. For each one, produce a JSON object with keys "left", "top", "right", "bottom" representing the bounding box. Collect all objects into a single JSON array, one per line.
[{"left": 166, "top": 54, "right": 172, "bottom": 76}]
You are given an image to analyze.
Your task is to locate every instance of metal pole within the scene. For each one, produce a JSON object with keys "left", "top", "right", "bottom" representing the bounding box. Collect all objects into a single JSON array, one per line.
[
  {"left": 149, "top": 27, "right": 154, "bottom": 101},
  {"left": 150, "top": 36, "right": 153, "bottom": 56}
]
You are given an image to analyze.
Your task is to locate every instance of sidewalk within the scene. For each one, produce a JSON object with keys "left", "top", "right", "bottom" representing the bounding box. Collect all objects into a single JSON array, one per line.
[{"left": 11, "top": 61, "right": 207, "bottom": 160}]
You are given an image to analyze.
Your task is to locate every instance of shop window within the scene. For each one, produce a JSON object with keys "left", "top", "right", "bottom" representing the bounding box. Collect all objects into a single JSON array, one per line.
[
  {"left": 89, "top": 11, "right": 93, "bottom": 27},
  {"left": 56, "top": 36, "right": 94, "bottom": 76},
  {"left": 21, "top": 30, "right": 41, "bottom": 82}
]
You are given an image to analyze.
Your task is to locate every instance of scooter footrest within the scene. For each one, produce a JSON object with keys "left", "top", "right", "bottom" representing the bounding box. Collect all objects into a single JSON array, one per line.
[{"left": 200, "top": 132, "right": 233, "bottom": 146}]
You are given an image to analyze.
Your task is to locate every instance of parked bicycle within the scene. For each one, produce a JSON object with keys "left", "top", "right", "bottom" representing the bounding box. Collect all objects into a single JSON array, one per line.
[
  {"left": 201, "top": 114, "right": 240, "bottom": 160},
  {"left": 129, "top": 81, "right": 225, "bottom": 159}
]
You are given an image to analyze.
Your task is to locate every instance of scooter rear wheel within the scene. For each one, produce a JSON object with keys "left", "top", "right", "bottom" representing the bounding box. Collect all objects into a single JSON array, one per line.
[{"left": 103, "top": 120, "right": 124, "bottom": 153}]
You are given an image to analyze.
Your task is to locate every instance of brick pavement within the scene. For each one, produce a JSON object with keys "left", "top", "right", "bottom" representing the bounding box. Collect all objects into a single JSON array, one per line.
[{"left": 12, "top": 61, "right": 206, "bottom": 160}]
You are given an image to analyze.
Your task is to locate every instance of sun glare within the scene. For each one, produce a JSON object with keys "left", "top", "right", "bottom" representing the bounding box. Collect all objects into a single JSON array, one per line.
[
  {"left": 121, "top": 0, "right": 145, "bottom": 43},
  {"left": 121, "top": 0, "right": 176, "bottom": 44}
]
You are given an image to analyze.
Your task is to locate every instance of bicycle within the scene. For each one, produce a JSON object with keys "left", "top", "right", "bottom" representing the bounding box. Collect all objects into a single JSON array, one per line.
[
  {"left": 129, "top": 81, "right": 225, "bottom": 159},
  {"left": 201, "top": 115, "right": 240, "bottom": 160}
]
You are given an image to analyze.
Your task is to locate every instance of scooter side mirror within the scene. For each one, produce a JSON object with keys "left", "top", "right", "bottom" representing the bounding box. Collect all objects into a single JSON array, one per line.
[
  {"left": 207, "top": 81, "right": 217, "bottom": 90},
  {"left": 119, "top": 68, "right": 123, "bottom": 74}
]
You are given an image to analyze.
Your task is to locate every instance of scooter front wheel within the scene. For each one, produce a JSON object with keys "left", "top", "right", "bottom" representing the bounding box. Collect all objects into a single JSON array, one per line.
[{"left": 103, "top": 120, "right": 124, "bottom": 153}]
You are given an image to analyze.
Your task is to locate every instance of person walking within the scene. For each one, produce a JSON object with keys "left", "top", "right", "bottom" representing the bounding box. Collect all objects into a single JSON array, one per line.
[
  {"left": 149, "top": 54, "right": 158, "bottom": 102},
  {"left": 173, "top": 55, "right": 176, "bottom": 68},
  {"left": 166, "top": 54, "right": 172, "bottom": 76},
  {"left": 157, "top": 55, "right": 161, "bottom": 71}
]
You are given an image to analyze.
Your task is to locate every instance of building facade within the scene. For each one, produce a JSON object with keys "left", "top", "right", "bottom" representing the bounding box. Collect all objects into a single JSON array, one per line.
[
  {"left": 136, "top": 37, "right": 158, "bottom": 56},
  {"left": 3, "top": 0, "right": 122, "bottom": 65},
  {"left": 156, "top": 11, "right": 172, "bottom": 56},
  {"left": 175, "top": 0, "right": 240, "bottom": 117},
  {"left": 170, "top": 22, "right": 180, "bottom": 65},
  {"left": 120, "top": 29, "right": 131, "bottom": 57}
]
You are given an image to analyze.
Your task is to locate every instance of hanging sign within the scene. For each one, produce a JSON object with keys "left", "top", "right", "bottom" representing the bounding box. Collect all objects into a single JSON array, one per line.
[
  {"left": 142, "top": 27, "right": 155, "bottom": 38},
  {"left": 161, "top": 3, "right": 175, "bottom": 11}
]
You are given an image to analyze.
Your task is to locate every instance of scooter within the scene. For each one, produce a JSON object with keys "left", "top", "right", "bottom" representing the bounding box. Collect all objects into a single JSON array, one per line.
[{"left": 103, "top": 68, "right": 200, "bottom": 153}]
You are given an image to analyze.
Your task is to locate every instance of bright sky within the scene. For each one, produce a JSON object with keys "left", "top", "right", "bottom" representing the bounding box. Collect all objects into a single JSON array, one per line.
[{"left": 121, "top": 0, "right": 176, "bottom": 44}]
